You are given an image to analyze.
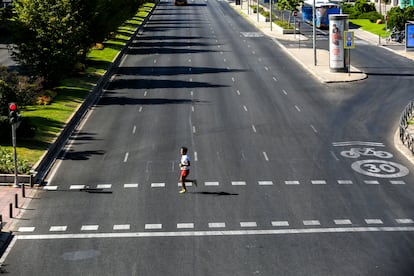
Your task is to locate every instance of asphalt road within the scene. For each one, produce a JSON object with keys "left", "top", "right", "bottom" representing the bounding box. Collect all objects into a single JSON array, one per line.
[{"left": 2, "top": 0, "right": 414, "bottom": 275}]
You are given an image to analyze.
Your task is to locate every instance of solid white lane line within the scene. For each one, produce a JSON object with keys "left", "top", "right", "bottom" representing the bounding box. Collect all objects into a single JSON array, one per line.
[
  {"left": 311, "top": 180, "right": 327, "bottom": 185},
  {"left": 240, "top": 222, "right": 257, "bottom": 228},
  {"left": 44, "top": 186, "right": 58, "bottom": 191},
  {"left": 272, "top": 221, "right": 289, "bottom": 227},
  {"left": 258, "top": 181, "right": 273, "bottom": 186},
  {"left": 262, "top": 152, "right": 269, "bottom": 161},
  {"left": 285, "top": 181, "right": 300, "bottom": 185},
  {"left": 49, "top": 226, "right": 67, "bottom": 232},
  {"left": 124, "top": 152, "right": 129, "bottom": 163},
  {"left": 396, "top": 219, "right": 414, "bottom": 224},
  {"left": 303, "top": 220, "right": 321, "bottom": 226},
  {"left": 97, "top": 184, "right": 112, "bottom": 189},
  {"left": 81, "top": 225, "right": 99, "bottom": 231},
  {"left": 145, "top": 224, "right": 162, "bottom": 230},
  {"left": 70, "top": 185, "right": 85, "bottom": 190},
  {"left": 232, "top": 181, "right": 246, "bottom": 186},
  {"left": 113, "top": 224, "right": 131, "bottom": 230},
  {"left": 17, "top": 226, "right": 414, "bottom": 240},
  {"left": 208, "top": 222, "right": 226, "bottom": 228},
  {"left": 151, "top": 183, "right": 165, "bottom": 188},
  {"left": 18, "top": 227, "right": 35, "bottom": 232},
  {"left": 365, "top": 219, "right": 383, "bottom": 225},
  {"left": 194, "top": 151, "right": 198, "bottom": 161},
  {"left": 334, "top": 219, "right": 352, "bottom": 225},
  {"left": 338, "top": 180, "right": 353, "bottom": 185},
  {"left": 252, "top": 125, "right": 257, "bottom": 133},
  {"left": 124, "top": 183, "right": 139, "bottom": 188},
  {"left": 177, "top": 223, "right": 194, "bottom": 229},
  {"left": 205, "top": 182, "right": 219, "bottom": 186}
]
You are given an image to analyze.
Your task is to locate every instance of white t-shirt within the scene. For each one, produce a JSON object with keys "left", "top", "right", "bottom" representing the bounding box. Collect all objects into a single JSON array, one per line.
[{"left": 181, "top": 155, "right": 190, "bottom": 170}]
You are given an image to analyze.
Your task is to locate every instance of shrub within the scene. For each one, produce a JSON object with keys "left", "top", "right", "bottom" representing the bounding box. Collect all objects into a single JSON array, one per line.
[
  {"left": 359, "top": 11, "right": 383, "bottom": 22},
  {"left": 0, "top": 147, "right": 32, "bottom": 174}
]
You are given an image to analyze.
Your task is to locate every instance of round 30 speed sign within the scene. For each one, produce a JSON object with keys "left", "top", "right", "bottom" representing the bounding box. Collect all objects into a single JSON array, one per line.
[{"left": 351, "top": 159, "right": 409, "bottom": 178}]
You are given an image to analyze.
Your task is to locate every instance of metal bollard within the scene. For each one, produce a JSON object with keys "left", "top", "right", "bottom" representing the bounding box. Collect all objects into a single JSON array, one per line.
[
  {"left": 22, "top": 183, "right": 25, "bottom": 198},
  {"left": 9, "top": 203, "right": 13, "bottom": 218},
  {"left": 15, "top": 194, "right": 18, "bottom": 208}
]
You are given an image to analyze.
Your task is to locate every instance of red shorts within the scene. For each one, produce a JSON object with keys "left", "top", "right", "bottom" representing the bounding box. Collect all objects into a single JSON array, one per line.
[{"left": 180, "top": 170, "right": 189, "bottom": 177}]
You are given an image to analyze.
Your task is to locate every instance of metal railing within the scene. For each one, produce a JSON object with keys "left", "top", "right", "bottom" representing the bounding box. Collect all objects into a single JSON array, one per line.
[{"left": 400, "top": 101, "right": 414, "bottom": 154}]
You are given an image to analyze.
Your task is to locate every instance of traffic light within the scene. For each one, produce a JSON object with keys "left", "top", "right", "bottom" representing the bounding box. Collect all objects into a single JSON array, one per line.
[{"left": 8, "top": 102, "right": 20, "bottom": 124}]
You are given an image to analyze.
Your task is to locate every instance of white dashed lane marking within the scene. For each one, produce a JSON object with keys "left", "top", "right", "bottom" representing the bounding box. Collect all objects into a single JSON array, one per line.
[
  {"left": 81, "top": 225, "right": 99, "bottom": 231},
  {"left": 124, "top": 183, "right": 139, "bottom": 188},
  {"left": 69, "top": 185, "right": 85, "bottom": 190},
  {"left": 49, "top": 226, "right": 67, "bottom": 232},
  {"left": 16, "top": 218, "right": 414, "bottom": 234},
  {"left": 113, "top": 224, "right": 131, "bottom": 231},
  {"left": 151, "top": 183, "right": 165, "bottom": 188},
  {"left": 209, "top": 222, "right": 226, "bottom": 228},
  {"left": 145, "top": 224, "right": 162, "bottom": 230},
  {"left": 48, "top": 179, "right": 407, "bottom": 191}
]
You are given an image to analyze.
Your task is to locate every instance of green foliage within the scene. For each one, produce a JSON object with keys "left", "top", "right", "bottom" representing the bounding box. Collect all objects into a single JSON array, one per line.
[
  {"left": 354, "top": 0, "right": 376, "bottom": 14},
  {"left": 358, "top": 11, "right": 383, "bottom": 22},
  {"left": 344, "top": 1, "right": 383, "bottom": 22},
  {"left": 0, "top": 147, "right": 32, "bottom": 174},
  {"left": 277, "top": 0, "right": 303, "bottom": 12},
  {"left": 12, "top": 0, "right": 89, "bottom": 86},
  {"left": 387, "top": 7, "right": 411, "bottom": 30},
  {"left": 0, "top": 66, "right": 43, "bottom": 111},
  {"left": 11, "top": 0, "right": 147, "bottom": 86}
]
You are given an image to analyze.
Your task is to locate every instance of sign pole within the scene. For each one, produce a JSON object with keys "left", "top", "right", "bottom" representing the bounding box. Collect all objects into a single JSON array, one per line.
[{"left": 12, "top": 123, "right": 19, "bottom": 188}]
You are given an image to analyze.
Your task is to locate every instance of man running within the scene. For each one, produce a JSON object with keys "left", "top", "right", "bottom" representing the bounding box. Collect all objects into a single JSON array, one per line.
[{"left": 179, "top": 146, "right": 191, "bottom": 193}]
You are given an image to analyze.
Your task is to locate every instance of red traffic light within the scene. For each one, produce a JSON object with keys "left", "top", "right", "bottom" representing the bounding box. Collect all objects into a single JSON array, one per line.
[{"left": 9, "top": 102, "right": 17, "bottom": 111}]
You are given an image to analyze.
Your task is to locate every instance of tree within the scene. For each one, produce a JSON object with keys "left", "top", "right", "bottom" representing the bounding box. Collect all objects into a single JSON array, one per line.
[
  {"left": 277, "top": 0, "right": 303, "bottom": 26},
  {"left": 12, "top": 0, "right": 90, "bottom": 86},
  {"left": 387, "top": 6, "right": 405, "bottom": 30}
]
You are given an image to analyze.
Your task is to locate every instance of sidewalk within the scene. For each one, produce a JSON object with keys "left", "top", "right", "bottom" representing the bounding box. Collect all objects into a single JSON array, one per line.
[
  {"left": 0, "top": 185, "right": 38, "bottom": 254},
  {"left": 231, "top": 3, "right": 414, "bottom": 82}
]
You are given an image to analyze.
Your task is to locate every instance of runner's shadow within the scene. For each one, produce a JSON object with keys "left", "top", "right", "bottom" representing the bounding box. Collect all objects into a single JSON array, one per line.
[{"left": 193, "top": 191, "right": 238, "bottom": 196}]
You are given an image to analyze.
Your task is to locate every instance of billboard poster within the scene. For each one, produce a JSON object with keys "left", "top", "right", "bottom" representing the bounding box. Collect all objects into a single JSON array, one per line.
[
  {"left": 329, "top": 17, "right": 345, "bottom": 70},
  {"left": 406, "top": 24, "right": 414, "bottom": 49}
]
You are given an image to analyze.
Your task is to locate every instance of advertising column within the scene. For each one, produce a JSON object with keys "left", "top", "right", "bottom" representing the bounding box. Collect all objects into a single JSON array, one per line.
[{"left": 329, "top": 14, "right": 349, "bottom": 72}]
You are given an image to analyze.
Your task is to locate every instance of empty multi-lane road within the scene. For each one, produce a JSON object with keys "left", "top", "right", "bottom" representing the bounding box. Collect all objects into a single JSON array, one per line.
[{"left": 2, "top": 0, "right": 414, "bottom": 275}]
